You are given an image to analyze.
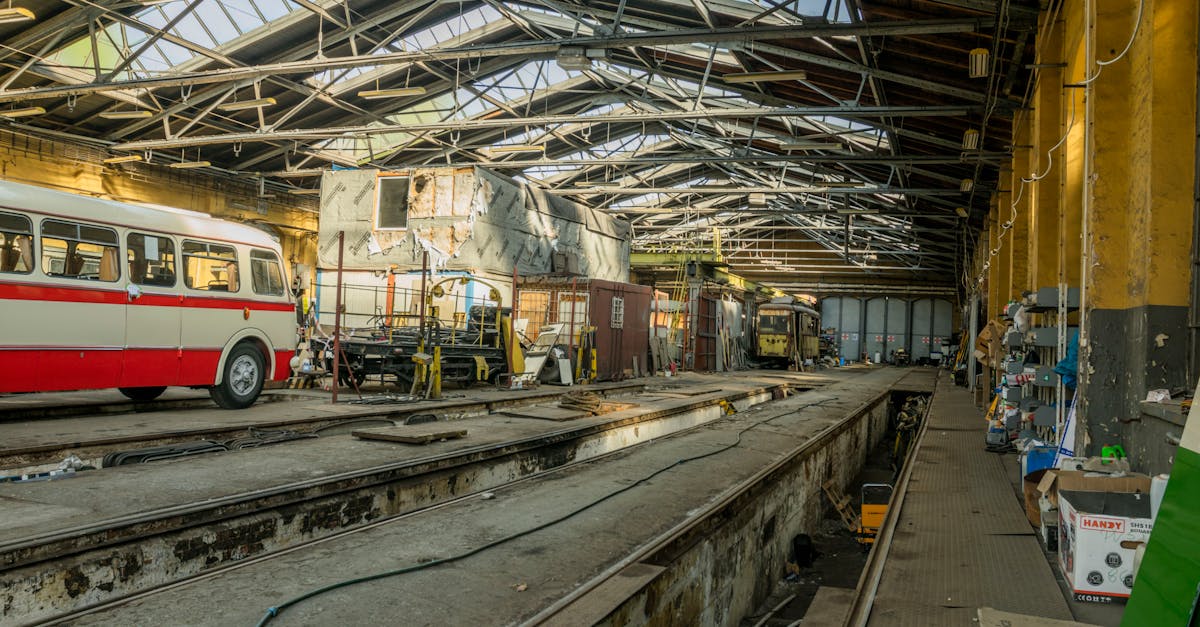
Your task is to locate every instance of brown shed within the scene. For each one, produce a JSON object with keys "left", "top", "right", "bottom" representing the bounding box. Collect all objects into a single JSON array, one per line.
[{"left": 517, "top": 276, "right": 652, "bottom": 381}]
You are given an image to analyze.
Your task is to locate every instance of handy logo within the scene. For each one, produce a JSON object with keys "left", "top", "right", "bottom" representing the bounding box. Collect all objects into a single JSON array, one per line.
[{"left": 1081, "top": 516, "right": 1125, "bottom": 533}]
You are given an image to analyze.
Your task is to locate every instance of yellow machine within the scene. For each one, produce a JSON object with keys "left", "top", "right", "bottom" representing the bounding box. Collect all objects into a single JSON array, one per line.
[{"left": 858, "top": 483, "right": 894, "bottom": 545}]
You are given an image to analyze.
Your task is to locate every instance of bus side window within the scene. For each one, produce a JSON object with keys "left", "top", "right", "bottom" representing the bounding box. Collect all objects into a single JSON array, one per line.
[
  {"left": 40, "top": 219, "right": 120, "bottom": 282},
  {"left": 0, "top": 211, "right": 34, "bottom": 274},
  {"left": 127, "top": 233, "right": 176, "bottom": 287},
  {"left": 183, "top": 240, "right": 239, "bottom": 292},
  {"left": 250, "top": 249, "right": 286, "bottom": 296}
]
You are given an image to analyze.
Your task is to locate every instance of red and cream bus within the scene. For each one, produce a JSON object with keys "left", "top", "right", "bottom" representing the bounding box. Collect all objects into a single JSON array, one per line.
[{"left": 0, "top": 180, "right": 296, "bottom": 409}]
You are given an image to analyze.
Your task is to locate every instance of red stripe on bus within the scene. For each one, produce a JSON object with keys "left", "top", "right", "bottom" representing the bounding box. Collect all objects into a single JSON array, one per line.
[
  {"left": 0, "top": 347, "right": 289, "bottom": 393},
  {"left": 0, "top": 282, "right": 294, "bottom": 312}
]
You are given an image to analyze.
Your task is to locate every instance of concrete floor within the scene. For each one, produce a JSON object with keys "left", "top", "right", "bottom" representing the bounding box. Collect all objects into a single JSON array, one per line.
[
  {"left": 22, "top": 368, "right": 908, "bottom": 625},
  {"left": 868, "top": 377, "right": 1082, "bottom": 626}
]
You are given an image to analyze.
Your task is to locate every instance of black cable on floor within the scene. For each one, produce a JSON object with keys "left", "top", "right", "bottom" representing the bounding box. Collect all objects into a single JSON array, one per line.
[{"left": 255, "top": 396, "right": 839, "bottom": 626}]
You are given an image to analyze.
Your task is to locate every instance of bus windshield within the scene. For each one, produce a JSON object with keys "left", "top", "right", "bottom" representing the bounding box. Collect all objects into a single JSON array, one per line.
[{"left": 759, "top": 313, "right": 791, "bottom": 334}]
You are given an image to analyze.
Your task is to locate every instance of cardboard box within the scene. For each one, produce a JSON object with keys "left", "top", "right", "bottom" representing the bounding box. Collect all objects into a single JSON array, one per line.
[
  {"left": 1022, "top": 478, "right": 1041, "bottom": 527},
  {"left": 1045, "top": 471, "right": 1153, "bottom": 603}
]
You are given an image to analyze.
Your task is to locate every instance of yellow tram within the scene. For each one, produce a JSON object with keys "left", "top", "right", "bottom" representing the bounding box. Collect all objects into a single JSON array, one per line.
[{"left": 754, "top": 298, "right": 820, "bottom": 368}]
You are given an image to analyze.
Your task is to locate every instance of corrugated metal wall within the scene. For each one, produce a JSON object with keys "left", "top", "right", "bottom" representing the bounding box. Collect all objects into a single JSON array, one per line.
[{"left": 820, "top": 296, "right": 955, "bottom": 363}]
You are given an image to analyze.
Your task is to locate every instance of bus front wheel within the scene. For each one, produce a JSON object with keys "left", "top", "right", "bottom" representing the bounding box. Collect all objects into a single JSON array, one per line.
[
  {"left": 119, "top": 386, "right": 167, "bottom": 402},
  {"left": 210, "top": 344, "right": 265, "bottom": 409}
]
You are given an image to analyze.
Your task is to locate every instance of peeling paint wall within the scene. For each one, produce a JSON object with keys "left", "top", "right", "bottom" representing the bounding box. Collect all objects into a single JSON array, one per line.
[{"left": 317, "top": 167, "right": 630, "bottom": 285}]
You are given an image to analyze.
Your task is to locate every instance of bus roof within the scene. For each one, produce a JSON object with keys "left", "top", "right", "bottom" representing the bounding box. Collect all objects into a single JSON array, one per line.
[{"left": 0, "top": 179, "right": 279, "bottom": 249}]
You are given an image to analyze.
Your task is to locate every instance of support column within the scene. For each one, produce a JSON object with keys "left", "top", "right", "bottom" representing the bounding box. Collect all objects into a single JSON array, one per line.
[
  {"left": 994, "top": 168, "right": 1014, "bottom": 309},
  {"left": 1030, "top": 12, "right": 1065, "bottom": 290},
  {"left": 1010, "top": 123, "right": 1032, "bottom": 298},
  {"left": 1078, "top": 0, "right": 1197, "bottom": 474}
]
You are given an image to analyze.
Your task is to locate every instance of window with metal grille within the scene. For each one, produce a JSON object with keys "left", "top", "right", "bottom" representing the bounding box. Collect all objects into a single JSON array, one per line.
[{"left": 611, "top": 296, "right": 624, "bottom": 329}]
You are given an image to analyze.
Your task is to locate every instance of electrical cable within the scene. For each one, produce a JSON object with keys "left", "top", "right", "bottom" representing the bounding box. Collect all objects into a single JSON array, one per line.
[
  {"left": 971, "top": 0, "right": 1145, "bottom": 289},
  {"left": 254, "top": 396, "right": 840, "bottom": 626}
]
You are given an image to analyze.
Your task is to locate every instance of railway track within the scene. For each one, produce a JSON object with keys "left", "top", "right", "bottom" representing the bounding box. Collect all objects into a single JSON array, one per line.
[
  {"left": 1, "top": 377, "right": 795, "bottom": 625},
  {"left": 0, "top": 381, "right": 648, "bottom": 473},
  {"left": 42, "top": 370, "right": 930, "bottom": 627}
]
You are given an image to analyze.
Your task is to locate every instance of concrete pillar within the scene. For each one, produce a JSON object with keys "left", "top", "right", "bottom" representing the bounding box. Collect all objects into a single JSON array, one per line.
[
  {"left": 1010, "top": 122, "right": 1032, "bottom": 298},
  {"left": 994, "top": 168, "right": 1014, "bottom": 310},
  {"left": 1077, "top": 0, "right": 1197, "bottom": 474},
  {"left": 1030, "top": 13, "right": 1065, "bottom": 290}
]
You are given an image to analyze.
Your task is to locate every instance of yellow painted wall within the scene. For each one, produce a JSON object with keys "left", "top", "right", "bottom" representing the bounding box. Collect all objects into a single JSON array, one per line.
[{"left": 976, "top": 0, "right": 1196, "bottom": 307}]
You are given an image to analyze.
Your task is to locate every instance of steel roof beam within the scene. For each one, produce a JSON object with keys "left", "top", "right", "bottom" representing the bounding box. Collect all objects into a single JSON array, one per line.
[
  {"left": 108, "top": 105, "right": 973, "bottom": 151},
  {"left": 0, "top": 19, "right": 987, "bottom": 104}
]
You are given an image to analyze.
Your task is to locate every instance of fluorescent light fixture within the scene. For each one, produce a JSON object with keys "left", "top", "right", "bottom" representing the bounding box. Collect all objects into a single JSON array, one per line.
[
  {"left": 780, "top": 142, "right": 840, "bottom": 151},
  {"left": 0, "top": 7, "right": 34, "bottom": 23},
  {"left": 218, "top": 97, "right": 276, "bottom": 112},
  {"left": 823, "top": 182, "right": 864, "bottom": 188},
  {"left": 357, "top": 87, "right": 427, "bottom": 99},
  {"left": 962, "top": 129, "right": 980, "bottom": 150},
  {"left": 488, "top": 144, "right": 544, "bottom": 154},
  {"left": 102, "top": 154, "right": 143, "bottom": 164},
  {"left": 573, "top": 181, "right": 620, "bottom": 187},
  {"left": 0, "top": 106, "right": 44, "bottom": 118},
  {"left": 99, "top": 110, "right": 153, "bottom": 119},
  {"left": 959, "top": 178, "right": 974, "bottom": 192},
  {"left": 969, "top": 48, "right": 990, "bottom": 78},
  {"left": 956, "top": 207, "right": 969, "bottom": 218},
  {"left": 168, "top": 160, "right": 211, "bottom": 169},
  {"left": 724, "top": 70, "right": 807, "bottom": 84},
  {"left": 288, "top": 188, "right": 320, "bottom": 195}
]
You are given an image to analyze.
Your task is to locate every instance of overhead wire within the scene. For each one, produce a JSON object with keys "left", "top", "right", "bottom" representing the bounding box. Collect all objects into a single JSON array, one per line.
[{"left": 970, "top": 0, "right": 1145, "bottom": 289}]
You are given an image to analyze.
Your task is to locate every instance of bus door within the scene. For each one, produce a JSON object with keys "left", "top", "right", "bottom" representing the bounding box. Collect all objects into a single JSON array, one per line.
[{"left": 121, "top": 232, "right": 182, "bottom": 386}]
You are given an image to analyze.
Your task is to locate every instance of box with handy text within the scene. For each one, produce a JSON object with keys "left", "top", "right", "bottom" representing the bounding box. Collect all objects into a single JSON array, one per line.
[{"left": 1044, "top": 471, "right": 1153, "bottom": 603}]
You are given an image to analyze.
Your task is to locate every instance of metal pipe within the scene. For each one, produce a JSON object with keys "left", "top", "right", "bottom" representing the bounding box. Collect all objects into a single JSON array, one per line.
[
  {"left": 569, "top": 276, "right": 578, "bottom": 372},
  {"left": 384, "top": 267, "right": 396, "bottom": 329},
  {"left": 967, "top": 293, "right": 979, "bottom": 392},
  {"left": 331, "top": 231, "right": 344, "bottom": 405},
  {"left": 418, "top": 250, "right": 428, "bottom": 339}
]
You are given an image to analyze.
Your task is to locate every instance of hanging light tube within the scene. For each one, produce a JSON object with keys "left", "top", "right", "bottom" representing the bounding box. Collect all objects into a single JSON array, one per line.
[
  {"left": 99, "top": 110, "right": 153, "bottom": 119},
  {"left": 489, "top": 144, "right": 544, "bottom": 154},
  {"left": 168, "top": 160, "right": 211, "bottom": 169},
  {"left": 959, "top": 179, "right": 974, "bottom": 192},
  {"left": 956, "top": 207, "right": 970, "bottom": 218},
  {"left": 218, "top": 97, "right": 276, "bottom": 112},
  {"left": 0, "top": 106, "right": 44, "bottom": 118},
  {"left": 357, "top": 87, "right": 427, "bottom": 99},
  {"left": 0, "top": 7, "right": 34, "bottom": 24},
  {"left": 723, "top": 70, "right": 807, "bottom": 84},
  {"left": 779, "top": 141, "right": 840, "bottom": 151},
  {"left": 102, "top": 154, "right": 143, "bottom": 164}
]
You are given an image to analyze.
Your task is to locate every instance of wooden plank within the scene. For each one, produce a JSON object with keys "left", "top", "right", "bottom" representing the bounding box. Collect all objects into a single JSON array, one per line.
[
  {"left": 541, "top": 562, "right": 666, "bottom": 627},
  {"left": 352, "top": 427, "right": 468, "bottom": 444},
  {"left": 976, "top": 607, "right": 1100, "bottom": 627},
  {"left": 802, "top": 586, "right": 855, "bottom": 626},
  {"left": 499, "top": 406, "right": 591, "bottom": 421}
]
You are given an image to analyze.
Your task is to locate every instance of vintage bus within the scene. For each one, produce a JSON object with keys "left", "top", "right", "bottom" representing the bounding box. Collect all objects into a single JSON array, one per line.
[{"left": 0, "top": 180, "right": 296, "bottom": 408}]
